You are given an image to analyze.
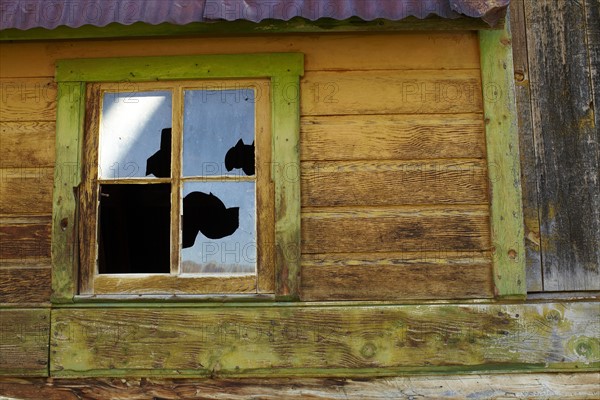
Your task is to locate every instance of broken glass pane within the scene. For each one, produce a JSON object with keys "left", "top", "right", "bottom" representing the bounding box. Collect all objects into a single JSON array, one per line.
[
  {"left": 99, "top": 91, "right": 172, "bottom": 179},
  {"left": 98, "top": 184, "right": 171, "bottom": 274},
  {"left": 180, "top": 181, "right": 256, "bottom": 274},
  {"left": 183, "top": 88, "right": 255, "bottom": 177}
]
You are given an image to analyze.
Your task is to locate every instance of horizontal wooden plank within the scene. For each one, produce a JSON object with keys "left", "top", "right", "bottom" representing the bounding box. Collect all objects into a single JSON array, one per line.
[
  {"left": 301, "top": 160, "right": 488, "bottom": 207},
  {"left": 300, "top": 114, "right": 486, "bottom": 161},
  {"left": 0, "top": 309, "right": 49, "bottom": 376},
  {"left": 0, "top": 219, "right": 51, "bottom": 262},
  {"left": 0, "top": 78, "right": 57, "bottom": 121},
  {"left": 0, "top": 168, "right": 53, "bottom": 215},
  {"left": 301, "top": 70, "right": 483, "bottom": 116},
  {"left": 93, "top": 274, "right": 256, "bottom": 295},
  {"left": 49, "top": 302, "right": 600, "bottom": 376},
  {"left": 0, "top": 268, "right": 51, "bottom": 304},
  {"left": 301, "top": 251, "right": 492, "bottom": 300},
  {"left": 301, "top": 207, "right": 491, "bottom": 254},
  {"left": 301, "top": 260, "right": 493, "bottom": 300},
  {"left": 0, "top": 122, "right": 55, "bottom": 168},
  {"left": 0, "top": 32, "right": 480, "bottom": 78},
  {"left": 0, "top": 373, "right": 598, "bottom": 399}
]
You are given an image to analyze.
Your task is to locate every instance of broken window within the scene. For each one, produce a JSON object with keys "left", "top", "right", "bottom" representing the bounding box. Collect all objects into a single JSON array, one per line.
[{"left": 80, "top": 80, "right": 274, "bottom": 294}]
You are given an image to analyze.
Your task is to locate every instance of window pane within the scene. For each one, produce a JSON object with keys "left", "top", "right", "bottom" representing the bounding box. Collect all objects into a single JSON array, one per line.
[
  {"left": 181, "top": 181, "right": 256, "bottom": 274},
  {"left": 98, "top": 184, "right": 171, "bottom": 274},
  {"left": 99, "top": 91, "right": 172, "bottom": 179},
  {"left": 183, "top": 89, "right": 255, "bottom": 177}
]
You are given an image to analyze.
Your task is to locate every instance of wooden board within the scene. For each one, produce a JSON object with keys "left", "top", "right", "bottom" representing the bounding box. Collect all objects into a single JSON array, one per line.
[
  {"left": 301, "top": 252, "right": 493, "bottom": 300},
  {"left": 0, "top": 168, "right": 53, "bottom": 215},
  {"left": 1, "top": 373, "right": 599, "bottom": 399},
  {"left": 0, "top": 122, "right": 55, "bottom": 168},
  {"left": 0, "top": 217, "right": 51, "bottom": 262},
  {"left": 301, "top": 160, "right": 488, "bottom": 207},
  {"left": 524, "top": 1, "right": 600, "bottom": 290},
  {"left": 49, "top": 302, "right": 600, "bottom": 376},
  {"left": 301, "top": 207, "right": 491, "bottom": 254},
  {"left": 0, "top": 78, "right": 56, "bottom": 121},
  {"left": 0, "top": 32, "right": 480, "bottom": 78},
  {"left": 0, "top": 309, "right": 49, "bottom": 376},
  {"left": 301, "top": 70, "right": 483, "bottom": 116},
  {"left": 479, "top": 25, "right": 526, "bottom": 298},
  {"left": 509, "top": 0, "right": 543, "bottom": 292},
  {"left": 0, "top": 268, "right": 51, "bottom": 304},
  {"left": 300, "top": 114, "right": 486, "bottom": 161}
]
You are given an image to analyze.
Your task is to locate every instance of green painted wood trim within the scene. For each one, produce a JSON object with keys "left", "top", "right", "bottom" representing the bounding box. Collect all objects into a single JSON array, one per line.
[
  {"left": 479, "top": 20, "right": 526, "bottom": 298},
  {"left": 0, "top": 17, "right": 497, "bottom": 42},
  {"left": 51, "top": 82, "right": 85, "bottom": 303},
  {"left": 56, "top": 53, "right": 304, "bottom": 83},
  {"left": 272, "top": 75, "right": 302, "bottom": 299},
  {"left": 51, "top": 54, "right": 304, "bottom": 302},
  {"left": 49, "top": 302, "right": 600, "bottom": 377}
]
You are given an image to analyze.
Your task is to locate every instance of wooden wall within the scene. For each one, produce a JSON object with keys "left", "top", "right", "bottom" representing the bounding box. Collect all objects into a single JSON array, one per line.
[
  {"left": 0, "top": 31, "right": 491, "bottom": 302},
  {"left": 511, "top": 0, "right": 600, "bottom": 292}
]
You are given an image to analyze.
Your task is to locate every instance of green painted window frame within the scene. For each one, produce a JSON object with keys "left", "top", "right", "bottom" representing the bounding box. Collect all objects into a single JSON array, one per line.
[{"left": 51, "top": 53, "right": 304, "bottom": 303}]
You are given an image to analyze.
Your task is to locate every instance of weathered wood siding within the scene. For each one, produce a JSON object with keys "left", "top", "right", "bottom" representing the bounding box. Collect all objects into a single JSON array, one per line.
[
  {"left": 512, "top": 0, "right": 600, "bottom": 291},
  {"left": 49, "top": 302, "right": 599, "bottom": 376},
  {"left": 0, "top": 32, "right": 491, "bottom": 302},
  {"left": 2, "top": 373, "right": 599, "bottom": 399}
]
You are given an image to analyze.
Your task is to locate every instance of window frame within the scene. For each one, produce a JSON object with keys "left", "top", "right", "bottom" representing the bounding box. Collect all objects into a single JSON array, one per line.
[{"left": 51, "top": 53, "right": 304, "bottom": 302}]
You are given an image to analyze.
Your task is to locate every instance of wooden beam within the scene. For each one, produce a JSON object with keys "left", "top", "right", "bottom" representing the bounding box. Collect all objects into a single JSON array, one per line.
[
  {"left": 272, "top": 74, "right": 302, "bottom": 299},
  {"left": 1, "top": 373, "right": 599, "bottom": 399},
  {"left": 479, "top": 20, "right": 526, "bottom": 298},
  {"left": 50, "top": 302, "right": 599, "bottom": 377},
  {"left": 509, "top": 0, "right": 543, "bottom": 292},
  {"left": 51, "top": 83, "right": 85, "bottom": 303},
  {"left": 56, "top": 53, "right": 304, "bottom": 82}
]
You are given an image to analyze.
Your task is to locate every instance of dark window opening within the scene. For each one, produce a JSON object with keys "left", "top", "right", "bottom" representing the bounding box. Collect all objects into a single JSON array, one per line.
[{"left": 98, "top": 184, "right": 171, "bottom": 274}]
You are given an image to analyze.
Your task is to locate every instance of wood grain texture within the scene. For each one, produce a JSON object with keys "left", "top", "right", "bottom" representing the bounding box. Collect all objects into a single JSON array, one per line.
[
  {"left": 0, "top": 122, "right": 55, "bottom": 168},
  {"left": 0, "top": 218, "right": 51, "bottom": 262},
  {"left": 92, "top": 275, "right": 256, "bottom": 295},
  {"left": 300, "top": 114, "right": 486, "bottom": 161},
  {"left": 301, "top": 207, "right": 491, "bottom": 254},
  {"left": 272, "top": 74, "right": 302, "bottom": 299},
  {"left": 301, "top": 160, "right": 488, "bottom": 207},
  {"left": 0, "top": 78, "right": 56, "bottom": 121},
  {"left": 0, "top": 373, "right": 598, "bottom": 399},
  {"left": 480, "top": 25, "right": 526, "bottom": 298},
  {"left": 301, "top": 70, "right": 483, "bottom": 116},
  {"left": 56, "top": 54, "right": 303, "bottom": 82},
  {"left": 0, "top": 168, "right": 54, "bottom": 215},
  {"left": 524, "top": 0, "right": 600, "bottom": 291},
  {"left": 51, "top": 83, "right": 85, "bottom": 303},
  {"left": 0, "top": 268, "right": 51, "bottom": 304},
  {"left": 0, "top": 309, "right": 49, "bottom": 376},
  {"left": 0, "top": 32, "right": 480, "bottom": 78},
  {"left": 49, "top": 302, "right": 600, "bottom": 376},
  {"left": 300, "top": 265, "right": 492, "bottom": 301},
  {"left": 509, "top": 0, "right": 543, "bottom": 292}
]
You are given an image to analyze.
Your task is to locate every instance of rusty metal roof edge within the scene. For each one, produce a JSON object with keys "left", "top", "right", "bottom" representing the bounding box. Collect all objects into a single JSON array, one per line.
[{"left": 0, "top": 0, "right": 509, "bottom": 31}]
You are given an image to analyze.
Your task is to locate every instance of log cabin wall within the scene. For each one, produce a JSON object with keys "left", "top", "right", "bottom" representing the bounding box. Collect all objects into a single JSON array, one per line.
[
  {"left": 0, "top": 31, "right": 491, "bottom": 304},
  {"left": 0, "top": 0, "right": 599, "bottom": 396}
]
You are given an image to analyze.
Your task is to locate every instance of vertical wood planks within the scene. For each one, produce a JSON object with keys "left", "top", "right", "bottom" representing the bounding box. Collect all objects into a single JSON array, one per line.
[
  {"left": 524, "top": 1, "right": 600, "bottom": 291},
  {"left": 509, "top": 0, "right": 543, "bottom": 292},
  {"left": 51, "top": 82, "right": 85, "bottom": 302},
  {"left": 480, "top": 21, "right": 526, "bottom": 298}
]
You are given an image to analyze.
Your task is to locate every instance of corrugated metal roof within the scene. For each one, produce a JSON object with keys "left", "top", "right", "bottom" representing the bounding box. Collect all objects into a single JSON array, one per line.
[{"left": 0, "top": 0, "right": 509, "bottom": 31}]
